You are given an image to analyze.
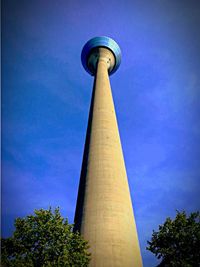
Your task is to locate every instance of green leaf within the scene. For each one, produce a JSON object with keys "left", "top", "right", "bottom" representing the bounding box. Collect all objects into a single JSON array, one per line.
[
  {"left": 147, "top": 211, "right": 200, "bottom": 266},
  {"left": 1, "top": 207, "right": 91, "bottom": 267}
]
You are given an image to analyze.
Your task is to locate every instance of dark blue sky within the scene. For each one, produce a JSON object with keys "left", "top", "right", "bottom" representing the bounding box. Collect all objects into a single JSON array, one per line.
[{"left": 2, "top": 0, "right": 200, "bottom": 266}]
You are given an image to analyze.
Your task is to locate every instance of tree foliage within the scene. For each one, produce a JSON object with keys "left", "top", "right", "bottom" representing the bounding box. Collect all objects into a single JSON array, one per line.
[
  {"left": 147, "top": 211, "right": 200, "bottom": 267},
  {"left": 1, "top": 208, "right": 90, "bottom": 267}
]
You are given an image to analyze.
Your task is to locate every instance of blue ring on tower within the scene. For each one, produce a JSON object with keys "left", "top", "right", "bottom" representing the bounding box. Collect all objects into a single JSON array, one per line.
[{"left": 81, "top": 36, "right": 121, "bottom": 76}]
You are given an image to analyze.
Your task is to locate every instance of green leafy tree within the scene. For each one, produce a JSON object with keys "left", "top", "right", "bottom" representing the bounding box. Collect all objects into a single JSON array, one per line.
[
  {"left": 147, "top": 211, "right": 200, "bottom": 267},
  {"left": 1, "top": 208, "right": 90, "bottom": 267}
]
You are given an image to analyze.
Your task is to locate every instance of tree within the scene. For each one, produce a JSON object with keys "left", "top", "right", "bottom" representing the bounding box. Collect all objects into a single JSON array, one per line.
[
  {"left": 1, "top": 208, "right": 90, "bottom": 267},
  {"left": 147, "top": 211, "right": 200, "bottom": 267}
]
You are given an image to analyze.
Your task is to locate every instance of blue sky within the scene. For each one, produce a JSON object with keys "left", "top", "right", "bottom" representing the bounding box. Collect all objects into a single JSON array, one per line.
[{"left": 2, "top": 0, "right": 200, "bottom": 266}]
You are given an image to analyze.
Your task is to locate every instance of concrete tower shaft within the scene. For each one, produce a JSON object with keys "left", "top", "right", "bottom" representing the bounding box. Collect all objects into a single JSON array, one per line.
[
  {"left": 74, "top": 37, "right": 143, "bottom": 267},
  {"left": 87, "top": 47, "right": 115, "bottom": 76}
]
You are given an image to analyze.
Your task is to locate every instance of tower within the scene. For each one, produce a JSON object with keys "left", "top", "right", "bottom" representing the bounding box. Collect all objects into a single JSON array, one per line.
[{"left": 74, "top": 37, "right": 143, "bottom": 267}]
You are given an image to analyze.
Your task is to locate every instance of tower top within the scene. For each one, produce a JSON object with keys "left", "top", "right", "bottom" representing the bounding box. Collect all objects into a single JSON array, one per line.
[{"left": 81, "top": 36, "right": 121, "bottom": 76}]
